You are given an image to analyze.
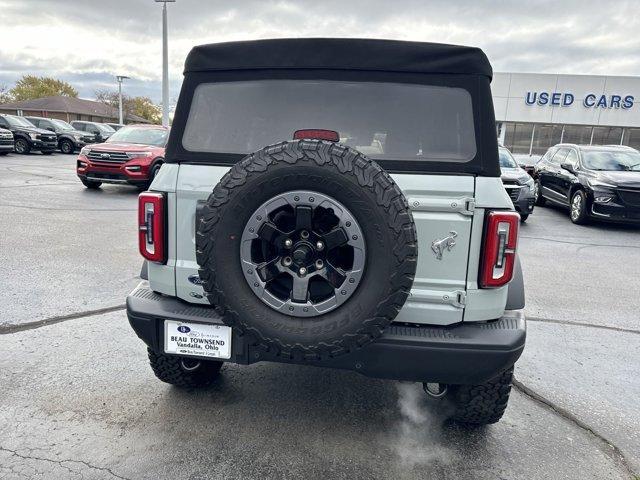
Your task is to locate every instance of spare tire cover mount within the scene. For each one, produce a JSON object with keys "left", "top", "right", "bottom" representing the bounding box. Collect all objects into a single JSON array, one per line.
[{"left": 240, "top": 190, "right": 365, "bottom": 318}]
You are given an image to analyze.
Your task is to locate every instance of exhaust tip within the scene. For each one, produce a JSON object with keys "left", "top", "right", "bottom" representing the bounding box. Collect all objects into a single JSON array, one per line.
[{"left": 423, "top": 382, "right": 448, "bottom": 399}]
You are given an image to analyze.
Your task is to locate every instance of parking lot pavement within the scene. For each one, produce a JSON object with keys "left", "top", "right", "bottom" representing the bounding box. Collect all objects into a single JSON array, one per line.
[
  {"left": 0, "top": 153, "right": 140, "bottom": 330},
  {"left": 519, "top": 206, "right": 640, "bottom": 330},
  {"left": 0, "top": 312, "right": 632, "bottom": 480},
  {"left": 1, "top": 152, "right": 639, "bottom": 479}
]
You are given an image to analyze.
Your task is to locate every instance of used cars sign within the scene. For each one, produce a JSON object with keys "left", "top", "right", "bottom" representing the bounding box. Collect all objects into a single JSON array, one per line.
[{"left": 525, "top": 91, "right": 635, "bottom": 109}]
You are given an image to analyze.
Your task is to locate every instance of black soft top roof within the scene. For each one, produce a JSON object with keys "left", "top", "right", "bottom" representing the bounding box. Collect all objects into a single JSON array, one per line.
[{"left": 184, "top": 38, "right": 493, "bottom": 79}]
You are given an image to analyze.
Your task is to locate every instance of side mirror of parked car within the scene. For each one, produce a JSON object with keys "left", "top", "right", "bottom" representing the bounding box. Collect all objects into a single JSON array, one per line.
[
  {"left": 46, "top": 127, "right": 55, "bottom": 132},
  {"left": 560, "top": 162, "right": 575, "bottom": 174}
]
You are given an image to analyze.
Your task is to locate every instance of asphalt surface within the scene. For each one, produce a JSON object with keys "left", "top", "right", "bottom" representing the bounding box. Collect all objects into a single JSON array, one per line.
[{"left": 1, "top": 152, "right": 639, "bottom": 479}]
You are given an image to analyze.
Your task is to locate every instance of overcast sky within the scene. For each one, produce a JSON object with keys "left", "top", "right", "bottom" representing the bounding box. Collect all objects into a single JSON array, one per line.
[{"left": 1, "top": 0, "right": 639, "bottom": 105}]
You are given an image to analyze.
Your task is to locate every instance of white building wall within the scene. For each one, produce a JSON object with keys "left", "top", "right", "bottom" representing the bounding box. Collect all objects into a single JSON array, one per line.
[{"left": 492, "top": 72, "right": 640, "bottom": 128}]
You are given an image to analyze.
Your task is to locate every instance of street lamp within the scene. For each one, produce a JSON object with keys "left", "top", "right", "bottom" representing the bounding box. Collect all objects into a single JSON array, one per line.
[
  {"left": 155, "top": 0, "right": 175, "bottom": 127},
  {"left": 116, "top": 75, "right": 130, "bottom": 125}
]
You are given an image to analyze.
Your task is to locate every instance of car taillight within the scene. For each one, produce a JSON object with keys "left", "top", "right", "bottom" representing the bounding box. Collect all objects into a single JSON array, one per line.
[
  {"left": 138, "top": 192, "right": 166, "bottom": 263},
  {"left": 479, "top": 211, "right": 520, "bottom": 288},
  {"left": 293, "top": 129, "right": 339, "bottom": 142}
]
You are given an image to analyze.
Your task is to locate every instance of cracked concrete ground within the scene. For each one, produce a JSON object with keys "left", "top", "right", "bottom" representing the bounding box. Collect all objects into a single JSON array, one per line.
[{"left": 1, "top": 153, "right": 639, "bottom": 479}]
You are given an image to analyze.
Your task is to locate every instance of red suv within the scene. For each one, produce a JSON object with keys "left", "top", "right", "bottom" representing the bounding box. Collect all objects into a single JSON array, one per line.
[{"left": 76, "top": 124, "right": 169, "bottom": 190}]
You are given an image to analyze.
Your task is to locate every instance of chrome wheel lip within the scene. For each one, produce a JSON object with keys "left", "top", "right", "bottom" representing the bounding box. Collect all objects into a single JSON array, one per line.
[{"left": 240, "top": 190, "right": 366, "bottom": 318}]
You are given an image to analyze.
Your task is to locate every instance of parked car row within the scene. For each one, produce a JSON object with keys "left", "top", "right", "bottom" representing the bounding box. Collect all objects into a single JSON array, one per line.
[
  {"left": 0, "top": 113, "right": 123, "bottom": 155},
  {"left": 499, "top": 143, "right": 640, "bottom": 225}
]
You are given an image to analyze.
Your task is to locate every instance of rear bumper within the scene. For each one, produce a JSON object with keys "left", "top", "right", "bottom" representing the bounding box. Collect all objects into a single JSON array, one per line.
[{"left": 126, "top": 281, "right": 526, "bottom": 385}]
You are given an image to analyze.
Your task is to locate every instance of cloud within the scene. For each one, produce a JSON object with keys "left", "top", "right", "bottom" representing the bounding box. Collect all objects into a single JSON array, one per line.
[{"left": 1, "top": 0, "right": 639, "bottom": 103}]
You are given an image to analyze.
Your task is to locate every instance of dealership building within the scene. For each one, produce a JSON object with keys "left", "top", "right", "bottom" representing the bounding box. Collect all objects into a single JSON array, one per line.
[{"left": 493, "top": 72, "right": 640, "bottom": 155}]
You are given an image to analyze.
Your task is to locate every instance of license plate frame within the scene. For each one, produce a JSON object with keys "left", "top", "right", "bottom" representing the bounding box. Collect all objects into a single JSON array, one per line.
[{"left": 164, "top": 320, "right": 232, "bottom": 360}]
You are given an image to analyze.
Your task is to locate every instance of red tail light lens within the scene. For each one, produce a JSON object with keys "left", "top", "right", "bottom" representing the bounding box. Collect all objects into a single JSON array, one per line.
[
  {"left": 293, "top": 129, "right": 340, "bottom": 142},
  {"left": 138, "top": 192, "right": 166, "bottom": 263},
  {"left": 480, "top": 211, "right": 520, "bottom": 288}
]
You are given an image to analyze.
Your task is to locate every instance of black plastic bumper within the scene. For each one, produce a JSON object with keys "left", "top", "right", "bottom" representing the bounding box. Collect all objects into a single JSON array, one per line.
[
  {"left": 513, "top": 194, "right": 535, "bottom": 215},
  {"left": 77, "top": 173, "right": 148, "bottom": 187},
  {"left": 127, "top": 282, "right": 526, "bottom": 385}
]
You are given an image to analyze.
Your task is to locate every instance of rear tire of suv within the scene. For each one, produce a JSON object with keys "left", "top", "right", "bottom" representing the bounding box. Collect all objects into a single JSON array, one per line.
[
  {"left": 519, "top": 213, "right": 529, "bottom": 222},
  {"left": 147, "top": 348, "right": 223, "bottom": 388},
  {"left": 81, "top": 178, "right": 102, "bottom": 189},
  {"left": 14, "top": 138, "right": 30, "bottom": 154},
  {"left": 60, "top": 139, "right": 75, "bottom": 154},
  {"left": 448, "top": 367, "right": 514, "bottom": 426}
]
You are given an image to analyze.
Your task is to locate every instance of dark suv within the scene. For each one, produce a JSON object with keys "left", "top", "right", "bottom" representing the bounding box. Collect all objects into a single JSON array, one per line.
[
  {"left": 534, "top": 144, "right": 640, "bottom": 224},
  {"left": 71, "top": 121, "right": 115, "bottom": 143},
  {"left": 26, "top": 117, "right": 95, "bottom": 154},
  {"left": 0, "top": 114, "right": 57, "bottom": 155},
  {"left": 0, "top": 127, "right": 13, "bottom": 155},
  {"left": 499, "top": 146, "right": 535, "bottom": 221}
]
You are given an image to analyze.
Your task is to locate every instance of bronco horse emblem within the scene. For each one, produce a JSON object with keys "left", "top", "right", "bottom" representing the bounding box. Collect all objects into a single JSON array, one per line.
[{"left": 431, "top": 231, "right": 458, "bottom": 260}]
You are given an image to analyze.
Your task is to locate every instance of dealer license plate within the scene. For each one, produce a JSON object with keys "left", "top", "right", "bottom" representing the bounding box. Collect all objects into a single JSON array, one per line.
[{"left": 164, "top": 320, "right": 232, "bottom": 359}]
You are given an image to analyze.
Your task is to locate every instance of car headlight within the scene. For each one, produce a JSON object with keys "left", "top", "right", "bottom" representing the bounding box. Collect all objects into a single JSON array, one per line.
[
  {"left": 523, "top": 176, "right": 534, "bottom": 192},
  {"left": 74, "top": 134, "right": 84, "bottom": 141},
  {"left": 594, "top": 195, "right": 614, "bottom": 204},
  {"left": 126, "top": 151, "right": 153, "bottom": 159},
  {"left": 80, "top": 146, "right": 91, "bottom": 155},
  {"left": 29, "top": 132, "right": 38, "bottom": 140},
  {"left": 588, "top": 178, "right": 616, "bottom": 189}
]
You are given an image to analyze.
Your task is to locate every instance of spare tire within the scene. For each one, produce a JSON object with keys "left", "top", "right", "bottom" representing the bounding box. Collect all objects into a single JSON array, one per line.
[{"left": 196, "top": 140, "right": 417, "bottom": 360}]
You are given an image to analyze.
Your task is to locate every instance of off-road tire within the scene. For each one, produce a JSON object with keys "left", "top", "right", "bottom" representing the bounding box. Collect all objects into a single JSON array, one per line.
[
  {"left": 147, "top": 348, "right": 223, "bottom": 388},
  {"left": 60, "top": 139, "right": 75, "bottom": 154},
  {"left": 449, "top": 367, "right": 513, "bottom": 425},
  {"left": 196, "top": 140, "right": 417, "bottom": 361},
  {"left": 81, "top": 178, "right": 102, "bottom": 189}
]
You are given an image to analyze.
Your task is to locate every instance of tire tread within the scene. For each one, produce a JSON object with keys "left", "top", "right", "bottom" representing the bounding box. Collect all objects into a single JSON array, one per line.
[{"left": 196, "top": 140, "right": 417, "bottom": 360}]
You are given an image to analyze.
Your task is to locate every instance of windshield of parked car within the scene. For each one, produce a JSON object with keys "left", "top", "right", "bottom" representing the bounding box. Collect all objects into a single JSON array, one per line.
[
  {"left": 51, "top": 119, "right": 75, "bottom": 131},
  {"left": 499, "top": 148, "right": 519, "bottom": 168},
  {"left": 106, "top": 126, "right": 168, "bottom": 146},
  {"left": 97, "top": 123, "right": 116, "bottom": 134},
  {"left": 5, "top": 115, "right": 36, "bottom": 128},
  {"left": 581, "top": 150, "right": 640, "bottom": 171},
  {"left": 182, "top": 80, "right": 477, "bottom": 162}
]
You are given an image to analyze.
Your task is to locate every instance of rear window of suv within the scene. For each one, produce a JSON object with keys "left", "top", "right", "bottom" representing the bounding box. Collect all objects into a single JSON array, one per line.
[{"left": 182, "top": 80, "right": 477, "bottom": 163}]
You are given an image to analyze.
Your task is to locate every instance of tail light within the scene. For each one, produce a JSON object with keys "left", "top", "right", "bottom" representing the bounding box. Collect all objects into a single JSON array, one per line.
[
  {"left": 138, "top": 192, "right": 166, "bottom": 263},
  {"left": 479, "top": 211, "right": 520, "bottom": 288},
  {"left": 293, "top": 129, "right": 339, "bottom": 142}
]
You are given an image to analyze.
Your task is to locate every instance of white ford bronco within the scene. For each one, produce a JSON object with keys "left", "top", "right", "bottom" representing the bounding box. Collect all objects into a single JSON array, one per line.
[{"left": 127, "top": 38, "right": 526, "bottom": 425}]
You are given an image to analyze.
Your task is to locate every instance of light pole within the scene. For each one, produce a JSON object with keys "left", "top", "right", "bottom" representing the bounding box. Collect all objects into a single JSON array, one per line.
[
  {"left": 155, "top": 0, "right": 175, "bottom": 127},
  {"left": 116, "top": 75, "right": 130, "bottom": 124}
]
